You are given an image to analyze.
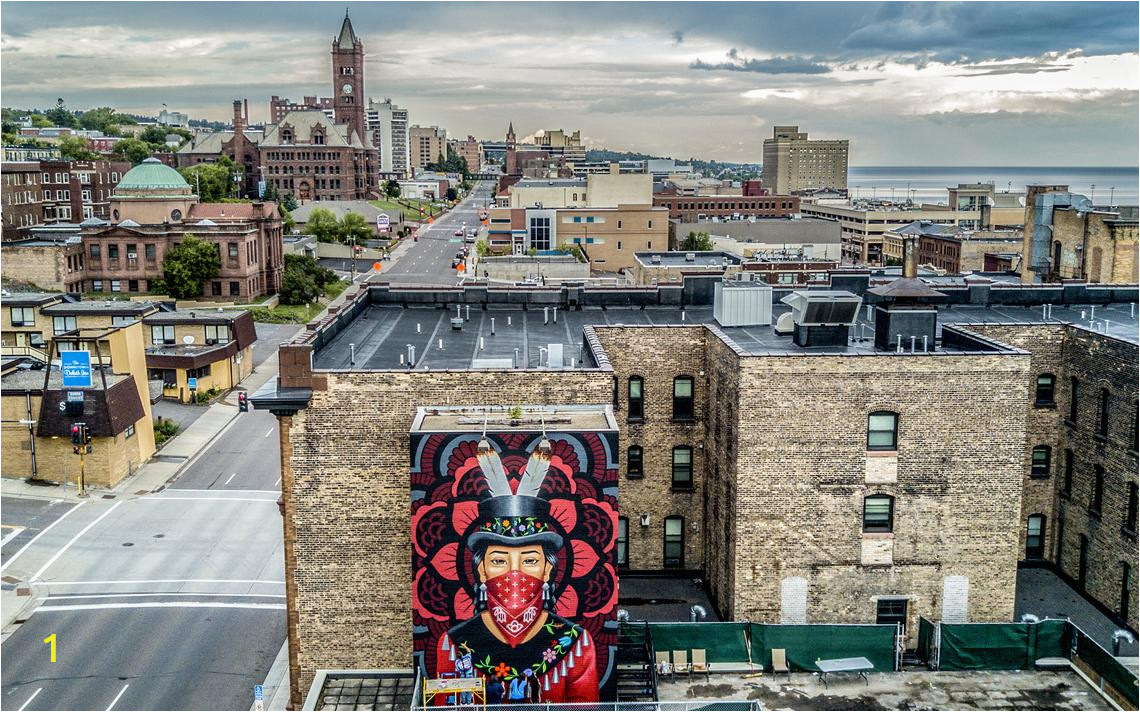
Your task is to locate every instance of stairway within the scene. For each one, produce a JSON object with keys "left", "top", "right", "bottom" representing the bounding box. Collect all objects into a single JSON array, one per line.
[{"left": 616, "top": 622, "right": 658, "bottom": 701}]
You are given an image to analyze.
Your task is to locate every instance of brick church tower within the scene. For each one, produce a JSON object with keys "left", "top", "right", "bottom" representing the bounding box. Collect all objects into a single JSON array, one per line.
[{"left": 331, "top": 11, "right": 367, "bottom": 144}]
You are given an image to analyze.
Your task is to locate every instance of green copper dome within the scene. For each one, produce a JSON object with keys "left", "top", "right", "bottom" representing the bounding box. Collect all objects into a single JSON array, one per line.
[{"left": 116, "top": 158, "right": 190, "bottom": 191}]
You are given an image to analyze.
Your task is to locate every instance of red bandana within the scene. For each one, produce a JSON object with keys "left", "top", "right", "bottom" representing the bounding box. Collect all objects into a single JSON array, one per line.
[{"left": 486, "top": 570, "right": 544, "bottom": 647}]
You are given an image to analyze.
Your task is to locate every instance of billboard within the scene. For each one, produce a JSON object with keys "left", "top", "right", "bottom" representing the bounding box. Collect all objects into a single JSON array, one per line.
[
  {"left": 377, "top": 213, "right": 391, "bottom": 233},
  {"left": 411, "top": 430, "right": 619, "bottom": 703},
  {"left": 60, "top": 350, "right": 93, "bottom": 388}
]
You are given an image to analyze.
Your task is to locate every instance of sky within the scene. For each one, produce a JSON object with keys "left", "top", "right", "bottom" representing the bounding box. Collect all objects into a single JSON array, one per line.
[{"left": 2, "top": 1, "right": 1138, "bottom": 165}]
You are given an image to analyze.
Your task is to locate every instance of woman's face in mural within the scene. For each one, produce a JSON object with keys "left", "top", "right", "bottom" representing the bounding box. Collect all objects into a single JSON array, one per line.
[{"left": 478, "top": 545, "right": 551, "bottom": 582}]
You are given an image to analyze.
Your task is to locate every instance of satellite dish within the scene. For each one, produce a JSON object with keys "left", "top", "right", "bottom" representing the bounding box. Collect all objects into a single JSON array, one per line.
[{"left": 182, "top": 335, "right": 195, "bottom": 345}]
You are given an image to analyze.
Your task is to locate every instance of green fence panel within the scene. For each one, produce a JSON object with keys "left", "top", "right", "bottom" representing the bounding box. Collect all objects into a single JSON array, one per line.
[
  {"left": 749, "top": 624, "right": 897, "bottom": 673},
  {"left": 1030, "top": 619, "right": 1072, "bottom": 660},
  {"left": 647, "top": 622, "right": 751, "bottom": 665},
  {"left": 1076, "top": 630, "right": 1139, "bottom": 708},
  {"left": 940, "top": 623, "right": 1031, "bottom": 670},
  {"left": 916, "top": 618, "right": 935, "bottom": 663}
]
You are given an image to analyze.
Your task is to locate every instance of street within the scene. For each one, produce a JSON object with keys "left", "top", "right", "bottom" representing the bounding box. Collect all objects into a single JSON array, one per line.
[{"left": 1, "top": 358, "right": 287, "bottom": 711}]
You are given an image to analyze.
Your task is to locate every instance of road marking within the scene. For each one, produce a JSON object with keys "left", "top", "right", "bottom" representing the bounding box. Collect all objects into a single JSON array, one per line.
[
  {"left": 46, "top": 578, "right": 284, "bottom": 586},
  {"left": 38, "top": 601, "right": 287, "bottom": 612},
  {"left": 275, "top": 477, "right": 282, "bottom": 487},
  {"left": 265, "top": 428, "right": 273, "bottom": 438},
  {"left": 139, "top": 496, "right": 277, "bottom": 503},
  {"left": 18, "top": 688, "right": 42, "bottom": 711},
  {"left": 224, "top": 473, "right": 237, "bottom": 486},
  {"left": 32, "top": 501, "right": 122, "bottom": 580},
  {"left": 1, "top": 525, "right": 27, "bottom": 547},
  {"left": 1, "top": 501, "right": 86, "bottom": 572},
  {"left": 47, "top": 592, "right": 286, "bottom": 600},
  {"left": 106, "top": 683, "right": 130, "bottom": 710},
  {"left": 162, "top": 489, "right": 280, "bottom": 495}
]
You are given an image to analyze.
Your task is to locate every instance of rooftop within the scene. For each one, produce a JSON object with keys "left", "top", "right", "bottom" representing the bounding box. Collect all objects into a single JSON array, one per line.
[
  {"left": 635, "top": 251, "right": 742, "bottom": 267},
  {"left": 412, "top": 405, "right": 616, "bottom": 433},
  {"left": 41, "top": 300, "right": 160, "bottom": 316},
  {"left": 115, "top": 157, "right": 191, "bottom": 192},
  {"left": 514, "top": 178, "right": 587, "bottom": 188},
  {"left": 1, "top": 365, "right": 131, "bottom": 391},
  {"left": 0, "top": 291, "right": 66, "bottom": 306},
  {"left": 142, "top": 309, "right": 244, "bottom": 324}
]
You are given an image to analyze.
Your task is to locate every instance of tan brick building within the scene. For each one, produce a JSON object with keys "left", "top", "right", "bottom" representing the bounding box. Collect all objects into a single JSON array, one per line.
[
  {"left": 761, "top": 125, "right": 849, "bottom": 195},
  {"left": 409, "top": 125, "right": 447, "bottom": 172},
  {"left": 250, "top": 275, "right": 1139, "bottom": 707},
  {"left": 1021, "top": 184, "right": 1140, "bottom": 284}
]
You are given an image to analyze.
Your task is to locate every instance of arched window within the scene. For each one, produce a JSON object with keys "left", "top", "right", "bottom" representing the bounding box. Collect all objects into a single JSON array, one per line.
[
  {"left": 867, "top": 411, "right": 898, "bottom": 451},
  {"left": 1025, "top": 514, "right": 1046, "bottom": 559},
  {"left": 627, "top": 446, "right": 643, "bottom": 479},
  {"left": 863, "top": 494, "right": 894, "bottom": 533},
  {"left": 627, "top": 376, "right": 644, "bottom": 420},
  {"left": 1030, "top": 446, "right": 1052, "bottom": 478},
  {"left": 1035, "top": 373, "right": 1056, "bottom": 406},
  {"left": 673, "top": 376, "right": 694, "bottom": 420}
]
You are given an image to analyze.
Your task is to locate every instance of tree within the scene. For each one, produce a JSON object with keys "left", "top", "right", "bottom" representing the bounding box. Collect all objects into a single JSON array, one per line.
[
  {"left": 280, "top": 254, "right": 338, "bottom": 305},
  {"left": 30, "top": 114, "right": 54, "bottom": 128},
  {"left": 384, "top": 179, "right": 400, "bottom": 198},
  {"left": 340, "top": 212, "right": 372, "bottom": 246},
  {"left": 58, "top": 135, "right": 98, "bottom": 161},
  {"left": 445, "top": 187, "right": 458, "bottom": 201},
  {"left": 178, "top": 160, "right": 234, "bottom": 202},
  {"left": 680, "top": 230, "right": 714, "bottom": 251},
  {"left": 162, "top": 234, "right": 220, "bottom": 299},
  {"left": 114, "top": 137, "right": 153, "bottom": 165},
  {"left": 306, "top": 208, "right": 340, "bottom": 243},
  {"left": 45, "top": 99, "right": 79, "bottom": 128},
  {"left": 282, "top": 192, "right": 299, "bottom": 211},
  {"left": 78, "top": 106, "right": 122, "bottom": 134},
  {"left": 475, "top": 240, "right": 489, "bottom": 257},
  {"left": 279, "top": 204, "right": 296, "bottom": 233}
]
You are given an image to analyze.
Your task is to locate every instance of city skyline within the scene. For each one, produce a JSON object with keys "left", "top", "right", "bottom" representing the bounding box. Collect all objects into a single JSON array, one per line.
[{"left": 2, "top": 1, "right": 1137, "bottom": 165}]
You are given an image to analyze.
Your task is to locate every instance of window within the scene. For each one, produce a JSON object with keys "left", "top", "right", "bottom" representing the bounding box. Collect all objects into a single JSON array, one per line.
[
  {"left": 229, "top": 281, "right": 241, "bottom": 296},
  {"left": 111, "top": 316, "right": 135, "bottom": 327},
  {"left": 1025, "top": 514, "right": 1046, "bottom": 559},
  {"left": 10, "top": 306, "right": 35, "bottom": 326},
  {"left": 1063, "top": 450, "right": 1074, "bottom": 496},
  {"left": 627, "top": 376, "right": 644, "bottom": 420},
  {"left": 616, "top": 517, "right": 629, "bottom": 568},
  {"left": 1035, "top": 374, "right": 1056, "bottom": 406},
  {"left": 867, "top": 411, "right": 898, "bottom": 451},
  {"left": 528, "top": 216, "right": 551, "bottom": 251},
  {"left": 124, "top": 424, "right": 135, "bottom": 439},
  {"left": 1068, "top": 377, "right": 1079, "bottom": 422},
  {"left": 875, "top": 599, "right": 908, "bottom": 633},
  {"left": 1126, "top": 483, "right": 1138, "bottom": 534},
  {"left": 671, "top": 446, "right": 693, "bottom": 490},
  {"left": 863, "top": 494, "right": 894, "bottom": 533},
  {"left": 92, "top": 280, "right": 103, "bottom": 292},
  {"left": 627, "top": 446, "right": 643, "bottom": 479},
  {"left": 126, "top": 243, "right": 137, "bottom": 259},
  {"left": 151, "top": 324, "right": 175, "bottom": 345},
  {"left": 89, "top": 244, "right": 101, "bottom": 259},
  {"left": 663, "top": 516, "right": 684, "bottom": 568},
  {"left": 1030, "top": 446, "right": 1051, "bottom": 478},
  {"left": 128, "top": 280, "right": 139, "bottom": 293},
  {"left": 1091, "top": 465, "right": 1105, "bottom": 515},
  {"left": 617, "top": 220, "right": 622, "bottom": 229},
  {"left": 110, "top": 280, "right": 121, "bottom": 292},
  {"left": 212, "top": 281, "right": 222, "bottom": 296},
  {"left": 1097, "top": 388, "right": 1111, "bottom": 438},
  {"left": 187, "top": 365, "right": 211, "bottom": 381},
  {"left": 673, "top": 376, "right": 694, "bottom": 420},
  {"left": 145, "top": 244, "right": 156, "bottom": 260},
  {"left": 108, "top": 244, "right": 120, "bottom": 260},
  {"left": 1122, "top": 563, "right": 1133, "bottom": 621},
  {"left": 205, "top": 324, "right": 230, "bottom": 344},
  {"left": 228, "top": 242, "right": 239, "bottom": 259},
  {"left": 52, "top": 316, "right": 76, "bottom": 334}
]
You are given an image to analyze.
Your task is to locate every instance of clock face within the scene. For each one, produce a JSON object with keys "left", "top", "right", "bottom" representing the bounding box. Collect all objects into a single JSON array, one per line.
[{"left": 342, "top": 83, "right": 353, "bottom": 95}]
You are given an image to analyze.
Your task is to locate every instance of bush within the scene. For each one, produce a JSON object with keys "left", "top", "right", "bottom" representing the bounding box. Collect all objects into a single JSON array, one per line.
[
  {"left": 153, "top": 417, "right": 180, "bottom": 446},
  {"left": 249, "top": 307, "right": 298, "bottom": 324},
  {"left": 195, "top": 387, "right": 221, "bottom": 405},
  {"left": 279, "top": 254, "right": 338, "bottom": 306}
]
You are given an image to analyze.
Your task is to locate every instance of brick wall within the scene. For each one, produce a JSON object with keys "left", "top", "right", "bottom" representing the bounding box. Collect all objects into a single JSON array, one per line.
[{"left": 283, "top": 369, "right": 611, "bottom": 705}]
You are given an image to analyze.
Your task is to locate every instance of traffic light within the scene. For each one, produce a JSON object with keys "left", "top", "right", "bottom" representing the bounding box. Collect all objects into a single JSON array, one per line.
[
  {"left": 71, "top": 422, "right": 89, "bottom": 454},
  {"left": 83, "top": 423, "right": 91, "bottom": 445},
  {"left": 238, "top": 392, "right": 249, "bottom": 413}
]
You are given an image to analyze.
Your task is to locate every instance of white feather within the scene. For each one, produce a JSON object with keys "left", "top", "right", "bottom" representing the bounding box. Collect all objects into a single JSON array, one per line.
[
  {"left": 476, "top": 438, "right": 512, "bottom": 497},
  {"left": 515, "top": 437, "right": 551, "bottom": 498}
]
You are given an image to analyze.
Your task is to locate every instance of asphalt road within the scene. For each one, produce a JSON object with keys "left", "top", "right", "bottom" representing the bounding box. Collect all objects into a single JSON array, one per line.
[
  {"left": 166, "top": 408, "right": 282, "bottom": 491},
  {"left": 378, "top": 181, "right": 495, "bottom": 285},
  {"left": 1, "top": 497, "right": 77, "bottom": 569}
]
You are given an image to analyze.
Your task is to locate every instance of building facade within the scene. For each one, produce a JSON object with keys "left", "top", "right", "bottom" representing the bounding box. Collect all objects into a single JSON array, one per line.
[
  {"left": 448, "top": 135, "right": 482, "bottom": 174},
  {"left": 654, "top": 195, "right": 800, "bottom": 222},
  {"left": 761, "top": 125, "right": 849, "bottom": 195},
  {"left": 1020, "top": 184, "right": 1139, "bottom": 284},
  {"left": 366, "top": 98, "right": 410, "bottom": 178},
  {"left": 408, "top": 125, "right": 447, "bottom": 172}
]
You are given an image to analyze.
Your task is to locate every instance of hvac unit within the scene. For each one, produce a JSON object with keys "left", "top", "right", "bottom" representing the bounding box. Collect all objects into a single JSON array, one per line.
[
  {"left": 714, "top": 280, "right": 773, "bottom": 327},
  {"left": 779, "top": 290, "right": 863, "bottom": 347}
]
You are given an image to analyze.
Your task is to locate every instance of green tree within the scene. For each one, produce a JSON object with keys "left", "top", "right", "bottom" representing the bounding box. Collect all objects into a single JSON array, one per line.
[
  {"left": 384, "top": 179, "right": 400, "bottom": 198},
  {"left": 30, "top": 114, "right": 54, "bottom": 128},
  {"left": 114, "top": 137, "right": 153, "bottom": 165},
  {"left": 45, "top": 99, "right": 79, "bottom": 128},
  {"left": 162, "top": 234, "right": 221, "bottom": 299},
  {"left": 279, "top": 254, "right": 338, "bottom": 305},
  {"left": 282, "top": 192, "right": 299, "bottom": 211},
  {"left": 138, "top": 125, "right": 191, "bottom": 147},
  {"left": 58, "top": 135, "right": 98, "bottom": 161},
  {"left": 77, "top": 106, "right": 122, "bottom": 134},
  {"left": 445, "top": 187, "right": 458, "bottom": 201},
  {"left": 279, "top": 204, "right": 296, "bottom": 233},
  {"left": 680, "top": 230, "right": 714, "bottom": 251},
  {"left": 475, "top": 240, "right": 489, "bottom": 257},
  {"left": 306, "top": 208, "right": 340, "bottom": 243},
  {"left": 340, "top": 212, "right": 372, "bottom": 246},
  {"left": 179, "top": 160, "right": 234, "bottom": 202}
]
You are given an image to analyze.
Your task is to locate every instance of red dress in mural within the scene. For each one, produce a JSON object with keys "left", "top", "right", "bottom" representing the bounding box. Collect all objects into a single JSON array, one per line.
[{"left": 412, "top": 431, "right": 618, "bottom": 703}]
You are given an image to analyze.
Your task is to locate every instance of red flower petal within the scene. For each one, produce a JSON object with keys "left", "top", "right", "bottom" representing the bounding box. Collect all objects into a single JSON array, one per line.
[
  {"left": 583, "top": 563, "right": 619, "bottom": 617},
  {"left": 555, "top": 584, "right": 579, "bottom": 618},
  {"left": 453, "top": 500, "right": 481, "bottom": 535},
  {"left": 431, "top": 542, "right": 460, "bottom": 580},
  {"left": 570, "top": 539, "right": 600, "bottom": 577},
  {"left": 548, "top": 499, "right": 577, "bottom": 532},
  {"left": 455, "top": 587, "right": 474, "bottom": 618}
]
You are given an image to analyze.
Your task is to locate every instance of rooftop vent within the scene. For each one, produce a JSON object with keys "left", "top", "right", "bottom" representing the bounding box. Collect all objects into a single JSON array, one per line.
[
  {"left": 685, "top": 252, "right": 696, "bottom": 262},
  {"left": 780, "top": 290, "right": 862, "bottom": 348},
  {"left": 651, "top": 254, "right": 662, "bottom": 264}
]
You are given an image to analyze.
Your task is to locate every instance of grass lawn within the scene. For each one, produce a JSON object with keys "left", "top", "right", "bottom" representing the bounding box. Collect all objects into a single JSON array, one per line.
[
  {"left": 370, "top": 198, "right": 439, "bottom": 222},
  {"left": 250, "top": 279, "right": 350, "bottom": 324}
]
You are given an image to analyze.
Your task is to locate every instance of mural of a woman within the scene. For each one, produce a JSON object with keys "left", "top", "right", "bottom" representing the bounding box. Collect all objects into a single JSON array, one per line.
[{"left": 412, "top": 429, "right": 618, "bottom": 703}]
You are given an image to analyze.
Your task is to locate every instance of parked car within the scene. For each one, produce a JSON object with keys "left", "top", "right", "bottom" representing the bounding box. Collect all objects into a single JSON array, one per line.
[{"left": 453, "top": 228, "right": 463, "bottom": 236}]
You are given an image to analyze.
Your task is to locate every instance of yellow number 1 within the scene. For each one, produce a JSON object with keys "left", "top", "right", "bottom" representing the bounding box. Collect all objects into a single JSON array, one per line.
[{"left": 44, "top": 634, "right": 56, "bottom": 662}]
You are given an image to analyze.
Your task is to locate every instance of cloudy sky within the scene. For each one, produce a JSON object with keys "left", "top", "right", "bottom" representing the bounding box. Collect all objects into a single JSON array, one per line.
[{"left": 2, "top": 1, "right": 1137, "bottom": 164}]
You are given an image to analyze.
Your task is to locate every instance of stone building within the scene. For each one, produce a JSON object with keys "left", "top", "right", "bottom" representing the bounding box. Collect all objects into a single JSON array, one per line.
[
  {"left": 252, "top": 267, "right": 1139, "bottom": 708},
  {"left": 448, "top": 135, "right": 482, "bottom": 174},
  {"left": 1, "top": 158, "right": 130, "bottom": 241},
  {"left": 761, "top": 125, "right": 849, "bottom": 195},
  {"left": 653, "top": 194, "right": 801, "bottom": 222}
]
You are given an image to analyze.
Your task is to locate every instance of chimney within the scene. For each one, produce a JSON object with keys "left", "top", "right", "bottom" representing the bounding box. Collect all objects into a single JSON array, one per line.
[
  {"left": 232, "top": 100, "right": 245, "bottom": 138},
  {"left": 902, "top": 235, "right": 918, "bottom": 279},
  {"left": 244, "top": 99, "right": 249, "bottom": 125}
]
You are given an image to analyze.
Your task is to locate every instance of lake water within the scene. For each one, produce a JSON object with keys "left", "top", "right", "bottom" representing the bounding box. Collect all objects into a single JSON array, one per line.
[{"left": 848, "top": 167, "right": 1139, "bottom": 206}]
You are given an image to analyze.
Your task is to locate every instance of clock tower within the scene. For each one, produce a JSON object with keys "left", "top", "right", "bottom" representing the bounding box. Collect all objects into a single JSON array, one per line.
[{"left": 331, "top": 10, "right": 366, "bottom": 144}]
